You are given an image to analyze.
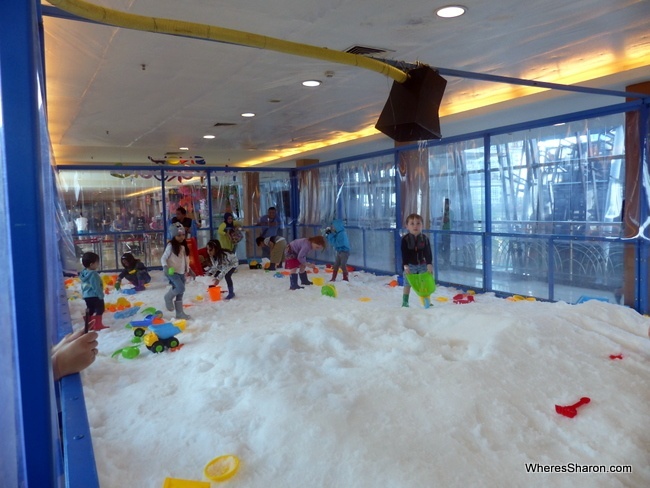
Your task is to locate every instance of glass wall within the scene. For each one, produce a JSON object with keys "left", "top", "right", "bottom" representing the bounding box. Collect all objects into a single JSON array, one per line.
[
  {"left": 488, "top": 113, "right": 626, "bottom": 302},
  {"left": 58, "top": 170, "right": 164, "bottom": 270},
  {"left": 54, "top": 108, "right": 643, "bottom": 308}
]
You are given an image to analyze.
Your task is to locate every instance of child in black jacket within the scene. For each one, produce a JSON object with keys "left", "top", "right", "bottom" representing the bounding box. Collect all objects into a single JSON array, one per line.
[{"left": 116, "top": 252, "right": 151, "bottom": 291}]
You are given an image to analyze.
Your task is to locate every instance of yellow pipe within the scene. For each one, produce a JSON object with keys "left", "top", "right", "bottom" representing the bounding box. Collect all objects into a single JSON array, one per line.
[{"left": 46, "top": 0, "right": 409, "bottom": 83}]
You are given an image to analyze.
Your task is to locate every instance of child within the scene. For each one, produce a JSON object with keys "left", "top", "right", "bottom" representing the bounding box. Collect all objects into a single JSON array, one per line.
[
  {"left": 401, "top": 213, "right": 434, "bottom": 308},
  {"left": 217, "top": 212, "right": 243, "bottom": 252},
  {"left": 255, "top": 235, "right": 287, "bottom": 270},
  {"left": 116, "top": 252, "right": 151, "bottom": 292},
  {"left": 79, "top": 252, "right": 108, "bottom": 330},
  {"left": 205, "top": 239, "right": 239, "bottom": 299},
  {"left": 161, "top": 223, "right": 195, "bottom": 319},
  {"left": 284, "top": 236, "right": 326, "bottom": 290},
  {"left": 324, "top": 219, "right": 351, "bottom": 281}
]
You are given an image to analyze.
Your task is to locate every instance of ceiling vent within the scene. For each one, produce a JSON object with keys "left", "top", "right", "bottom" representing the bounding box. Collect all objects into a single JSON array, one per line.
[
  {"left": 344, "top": 45, "right": 393, "bottom": 57},
  {"left": 213, "top": 122, "right": 237, "bottom": 127}
]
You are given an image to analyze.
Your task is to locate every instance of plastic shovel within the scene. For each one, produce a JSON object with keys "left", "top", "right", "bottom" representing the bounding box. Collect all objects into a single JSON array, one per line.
[
  {"left": 555, "top": 397, "right": 590, "bottom": 418},
  {"left": 404, "top": 272, "right": 436, "bottom": 297}
]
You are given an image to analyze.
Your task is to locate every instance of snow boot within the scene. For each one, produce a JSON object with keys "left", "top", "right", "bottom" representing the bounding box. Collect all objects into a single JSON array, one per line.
[
  {"left": 290, "top": 274, "right": 303, "bottom": 290},
  {"left": 89, "top": 314, "right": 109, "bottom": 331},
  {"left": 268, "top": 263, "right": 276, "bottom": 271},
  {"left": 299, "top": 271, "right": 312, "bottom": 285},
  {"left": 342, "top": 273, "right": 349, "bottom": 282},
  {"left": 225, "top": 285, "right": 235, "bottom": 300},
  {"left": 329, "top": 270, "right": 338, "bottom": 282},
  {"left": 164, "top": 289, "right": 175, "bottom": 311},
  {"left": 174, "top": 301, "right": 191, "bottom": 320},
  {"left": 402, "top": 294, "right": 409, "bottom": 308}
]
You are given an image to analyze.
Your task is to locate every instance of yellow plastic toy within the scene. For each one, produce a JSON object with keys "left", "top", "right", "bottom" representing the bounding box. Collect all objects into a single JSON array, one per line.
[
  {"left": 358, "top": 297, "right": 372, "bottom": 302},
  {"left": 312, "top": 276, "right": 325, "bottom": 286},
  {"left": 203, "top": 454, "right": 240, "bottom": 482},
  {"left": 163, "top": 478, "right": 209, "bottom": 488},
  {"left": 436, "top": 296, "right": 449, "bottom": 302}
]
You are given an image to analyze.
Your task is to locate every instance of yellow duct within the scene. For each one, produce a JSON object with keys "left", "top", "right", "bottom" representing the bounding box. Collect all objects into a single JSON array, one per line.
[{"left": 46, "top": 0, "right": 409, "bottom": 83}]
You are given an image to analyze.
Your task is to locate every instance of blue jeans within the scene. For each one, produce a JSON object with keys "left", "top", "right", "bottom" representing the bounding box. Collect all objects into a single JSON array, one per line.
[{"left": 167, "top": 273, "right": 186, "bottom": 301}]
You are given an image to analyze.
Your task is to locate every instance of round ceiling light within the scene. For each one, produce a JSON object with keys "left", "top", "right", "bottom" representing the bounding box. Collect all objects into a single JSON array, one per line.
[
  {"left": 436, "top": 5, "right": 466, "bottom": 18},
  {"left": 302, "top": 80, "right": 322, "bottom": 87}
]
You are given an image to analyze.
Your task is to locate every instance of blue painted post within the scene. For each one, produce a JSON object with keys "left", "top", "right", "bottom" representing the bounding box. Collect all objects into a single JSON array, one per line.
[
  {"left": 394, "top": 148, "right": 403, "bottom": 275},
  {"left": 637, "top": 103, "right": 649, "bottom": 313},
  {"left": 289, "top": 169, "right": 299, "bottom": 241},
  {"left": 483, "top": 134, "right": 493, "bottom": 293},
  {"left": 0, "top": 0, "right": 56, "bottom": 486}
]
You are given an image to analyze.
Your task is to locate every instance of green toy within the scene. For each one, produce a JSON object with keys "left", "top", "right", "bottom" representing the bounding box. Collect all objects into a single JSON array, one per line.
[
  {"left": 321, "top": 284, "right": 337, "bottom": 298},
  {"left": 405, "top": 272, "right": 436, "bottom": 297},
  {"left": 111, "top": 345, "right": 141, "bottom": 359}
]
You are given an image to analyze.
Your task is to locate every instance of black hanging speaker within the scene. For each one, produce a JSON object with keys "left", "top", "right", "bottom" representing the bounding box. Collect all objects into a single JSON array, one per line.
[{"left": 375, "top": 66, "right": 447, "bottom": 142}]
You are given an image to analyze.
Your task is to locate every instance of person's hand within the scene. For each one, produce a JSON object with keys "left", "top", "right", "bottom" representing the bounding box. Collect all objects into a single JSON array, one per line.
[
  {"left": 213, "top": 279, "right": 220, "bottom": 286},
  {"left": 403, "top": 265, "right": 410, "bottom": 275},
  {"left": 52, "top": 329, "right": 99, "bottom": 381},
  {"left": 188, "top": 268, "right": 196, "bottom": 279},
  {"left": 427, "top": 264, "right": 434, "bottom": 275}
]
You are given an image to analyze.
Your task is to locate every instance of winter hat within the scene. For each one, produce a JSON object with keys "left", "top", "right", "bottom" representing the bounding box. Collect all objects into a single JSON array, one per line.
[{"left": 169, "top": 222, "right": 186, "bottom": 238}]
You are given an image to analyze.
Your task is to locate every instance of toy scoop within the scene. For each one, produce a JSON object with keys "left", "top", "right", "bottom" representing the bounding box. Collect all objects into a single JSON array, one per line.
[
  {"left": 204, "top": 454, "right": 240, "bottom": 482},
  {"left": 555, "top": 397, "right": 590, "bottom": 418},
  {"left": 111, "top": 345, "right": 141, "bottom": 359}
]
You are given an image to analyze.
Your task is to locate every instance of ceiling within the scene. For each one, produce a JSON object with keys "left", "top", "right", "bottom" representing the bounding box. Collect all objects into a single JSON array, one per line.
[{"left": 41, "top": 0, "right": 650, "bottom": 169}]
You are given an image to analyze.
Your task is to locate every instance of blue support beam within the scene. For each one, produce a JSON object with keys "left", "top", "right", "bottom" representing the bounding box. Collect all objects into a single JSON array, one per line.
[{"left": 0, "top": 0, "right": 56, "bottom": 486}]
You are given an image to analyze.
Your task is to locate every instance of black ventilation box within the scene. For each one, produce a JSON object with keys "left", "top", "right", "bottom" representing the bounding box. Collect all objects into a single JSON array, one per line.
[{"left": 375, "top": 66, "right": 447, "bottom": 142}]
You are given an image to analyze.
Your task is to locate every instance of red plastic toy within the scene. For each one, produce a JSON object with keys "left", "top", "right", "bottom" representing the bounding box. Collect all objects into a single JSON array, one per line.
[
  {"left": 555, "top": 397, "right": 591, "bottom": 418},
  {"left": 453, "top": 293, "right": 475, "bottom": 304},
  {"left": 609, "top": 354, "right": 623, "bottom": 360}
]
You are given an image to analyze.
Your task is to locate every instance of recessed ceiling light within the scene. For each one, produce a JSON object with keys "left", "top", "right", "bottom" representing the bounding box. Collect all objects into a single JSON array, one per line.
[
  {"left": 241, "top": 112, "right": 255, "bottom": 117},
  {"left": 203, "top": 135, "right": 215, "bottom": 139},
  {"left": 302, "top": 80, "right": 322, "bottom": 87},
  {"left": 436, "top": 5, "right": 466, "bottom": 18},
  {"left": 179, "top": 147, "right": 189, "bottom": 150}
]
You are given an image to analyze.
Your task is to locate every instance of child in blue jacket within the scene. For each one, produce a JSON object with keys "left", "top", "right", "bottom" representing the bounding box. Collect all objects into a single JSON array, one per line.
[
  {"left": 80, "top": 252, "right": 108, "bottom": 330},
  {"left": 325, "top": 219, "right": 351, "bottom": 281}
]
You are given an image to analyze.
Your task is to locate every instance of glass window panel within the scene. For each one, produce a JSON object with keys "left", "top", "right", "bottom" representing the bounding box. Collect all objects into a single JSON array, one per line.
[
  {"left": 359, "top": 229, "right": 397, "bottom": 273},
  {"left": 339, "top": 155, "right": 396, "bottom": 229},
  {"left": 258, "top": 171, "right": 291, "bottom": 232},
  {"left": 490, "top": 114, "right": 625, "bottom": 236},
  {"left": 491, "top": 235, "right": 550, "bottom": 299},
  {"left": 552, "top": 239, "right": 625, "bottom": 304},
  {"left": 210, "top": 171, "right": 244, "bottom": 229},
  {"left": 436, "top": 233, "right": 483, "bottom": 288},
  {"left": 429, "top": 139, "right": 485, "bottom": 233},
  {"left": 57, "top": 169, "right": 164, "bottom": 270}
]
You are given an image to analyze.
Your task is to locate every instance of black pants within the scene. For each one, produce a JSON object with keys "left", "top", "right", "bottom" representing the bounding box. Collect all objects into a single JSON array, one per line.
[
  {"left": 84, "top": 296, "right": 105, "bottom": 315},
  {"left": 224, "top": 268, "right": 235, "bottom": 291}
]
